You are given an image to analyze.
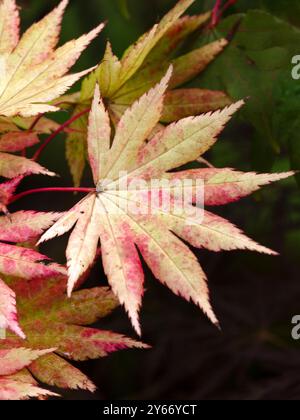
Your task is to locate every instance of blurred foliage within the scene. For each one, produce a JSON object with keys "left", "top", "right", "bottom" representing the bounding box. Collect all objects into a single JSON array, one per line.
[
  {"left": 14, "top": 0, "right": 300, "bottom": 400},
  {"left": 197, "top": 12, "right": 300, "bottom": 170}
]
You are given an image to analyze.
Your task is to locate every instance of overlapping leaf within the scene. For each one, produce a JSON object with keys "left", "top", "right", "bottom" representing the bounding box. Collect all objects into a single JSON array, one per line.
[
  {"left": 0, "top": 176, "right": 20, "bottom": 213},
  {"left": 0, "top": 0, "right": 104, "bottom": 178},
  {"left": 0, "top": 0, "right": 104, "bottom": 118},
  {"left": 0, "top": 271, "right": 147, "bottom": 397},
  {"left": 0, "top": 211, "right": 63, "bottom": 339},
  {"left": 66, "top": 0, "right": 231, "bottom": 186},
  {"left": 0, "top": 347, "right": 58, "bottom": 400},
  {"left": 40, "top": 72, "right": 293, "bottom": 336},
  {"left": 0, "top": 131, "right": 55, "bottom": 178}
]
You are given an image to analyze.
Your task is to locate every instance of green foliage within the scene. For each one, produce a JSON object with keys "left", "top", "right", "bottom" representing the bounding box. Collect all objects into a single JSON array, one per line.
[{"left": 197, "top": 10, "right": 300, "bottom": 171}]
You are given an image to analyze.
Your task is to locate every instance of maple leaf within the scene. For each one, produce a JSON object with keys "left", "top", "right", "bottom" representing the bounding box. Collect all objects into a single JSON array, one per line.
[
  {"left": 39, "top": 73, "right": 293, "bottom": 336},
  {"left": 0, "top": 270, "right": 147, "bottom": 397},
  {"left": 0, "top": 0, "right": 104, "bottom": 178},
  {"left": 0, "top": 111, "right": 71, "bottom": 179},
  {"left": 0, "top": 176, "right": 20, "bottom": 214},
  {"left": 0, "top": 347, "right": 58, "bottom": 400},
  {"left": 0, "top": 278, "right": 24, "bottom": 339},
  {"left": 0, "top": 131, "right": 55, "bottom": 178},
  {"left": 66, "top": 0, "right": 231, "bottom": 186},
  {"left": 0, "top": 211, "right": 63, "bottom": 338},
  {"left": 0, "top": 0, "right": 104, "bottom": 118}
]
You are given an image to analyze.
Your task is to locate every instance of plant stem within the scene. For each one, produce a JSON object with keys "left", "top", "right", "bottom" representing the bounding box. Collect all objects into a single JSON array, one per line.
[
  {"left": 10, "top": 187, "right": 94, "bottom": 204},
  {"left": 29, "top": 113, "right": 45, "bottom": 131},
  {"left": 33, "top": 108, "right": 90, "bottom": 161},
  {"left": 210, "top": 0, "right": 237, "bottom": 28},
  {"left": 211, "top": 0, "right": 222, "bottom": 27}
]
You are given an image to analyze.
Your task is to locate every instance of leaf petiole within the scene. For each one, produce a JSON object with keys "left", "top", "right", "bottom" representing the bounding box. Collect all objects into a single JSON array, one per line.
[
  {"left": 33, "top": 108, "right": 90, "bottom": 161},
  {"left": 210, "top": 0, "right": 237, "bottom": 28}
]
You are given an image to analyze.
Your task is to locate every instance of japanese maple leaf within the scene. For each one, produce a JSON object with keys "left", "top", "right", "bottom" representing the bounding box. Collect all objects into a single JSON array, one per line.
[
  {"left": 39, "top": 70, "right": 293, "bottom": 336},
  {"left": 0, "top": 130, "right": 55, "bottom": 178},
  {"left": 0, "top": 271, "right": 147, "bottom": 397},
  {"left": 0, "top": 176, "right": 20, "bottom": 214},
  {"left": 0, "top": 115, "right": 60, "bottom": 179},
  {"left": 66, "top": 0, "right": 231, "bottom": 186},
  {"left": 0, "top": 0, "right": 104, "bottom": 117},
  {"left": 0, "top": 348, "right": 58, "bottom": 400},
  {"left": 0, "top": 211, "right": 63, "bottom": 339}
]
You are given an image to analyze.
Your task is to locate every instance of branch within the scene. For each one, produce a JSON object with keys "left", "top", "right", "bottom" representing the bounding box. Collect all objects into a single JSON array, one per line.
[
  {"left": 29, "top": 113, "right": 45, "bottom": 131},
  {"left": 211, "top": 0, "right": 222, "bottom": 28},
  {"left": 209, "top": 0, "right": 238, "bottom": 29},
  {"left": 33, "top": 108, "right": 90, "bottom": 161}
]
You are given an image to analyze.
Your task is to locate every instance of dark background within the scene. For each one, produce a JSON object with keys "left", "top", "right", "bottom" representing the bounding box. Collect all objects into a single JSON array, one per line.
[{"left": 12, "top": 0, "right": 300, "bottom": 400}]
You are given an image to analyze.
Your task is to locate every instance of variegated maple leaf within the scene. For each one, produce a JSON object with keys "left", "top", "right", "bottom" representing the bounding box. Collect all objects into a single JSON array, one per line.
[
  {"left": 0, "top": 176, "right": 20, "bottom": 213},
  {"left": 66, "top": 0, "right": 231, "bottom": 186},
  {"left": 0, "top": 116, "right": 60, "bottom": 178},
  {"left": 0, "top": 0, "right": 104, "bottom": 117},
  {"left": 39, "top": 71, "right": 293, "bottom": 336},
  {"left": 0, "top": 271, "right": 147, "bottom": 398},
  {"left": 0, "top": 0, "right": 104, "bottom": 178},
  {"left": 0, "top": 131, "right": 55, "bottom": 178},
  {"left": 0, "top": 211, "right": 63, "bottom": 339},
  {"left": 0, "top": 348, "right": 58, "bottom": 400}
]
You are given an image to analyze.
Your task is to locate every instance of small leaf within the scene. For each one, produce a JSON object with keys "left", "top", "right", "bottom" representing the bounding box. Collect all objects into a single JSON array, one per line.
[
  {"left": 0, "top": 348, "right": 58, "bottom": 400},
  {"left": 0, "top": 152, "right": 55, "bottom": 178},
  {"left": 0, "top": 348, "right": 54, "bottom": 376},
  {"left": 0, "top": 243, "right": 64, "bottom": 279},
  {"left": 95, "top": 42, "right": 122, "bottom": 99},
  {"left": 0, "top": 370, "right": 58, "bottom": 400},
  {"left": 29, "top": 353, "right": 96, "bottom": 392},
  {"left": 0, "top": 211, "right": 61, "bottom": 243},
  {"left": 0, "top": 132, "right": 39, "bottom": 153}
]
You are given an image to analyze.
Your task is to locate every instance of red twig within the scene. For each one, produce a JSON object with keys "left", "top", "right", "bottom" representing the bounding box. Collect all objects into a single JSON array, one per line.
[
  {"left": 29, "top": 113, "right": 45, "bottom": 131},
  {"left": 209, "top": 0, "right": 237, "bottom": 29},
  {"left": 33, "top": 108, "right": 90, "bottom": 161},
  {"left": 29, "top": 100, "right": 80, "bottom": 132},
  {"left": 64, "top": 128, "right": 86, "bottom": 134},
  {"left": 10, "top": 187, "right": 94, "bottom": 204},
  {"left": 211, "top": 0, "right": 222, "bottom": 27}
]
